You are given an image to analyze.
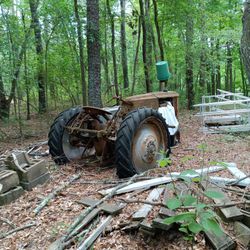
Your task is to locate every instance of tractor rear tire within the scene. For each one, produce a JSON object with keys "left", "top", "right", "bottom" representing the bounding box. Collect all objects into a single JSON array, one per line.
[
  {"left": 48, "top": 107, "right": 82, "bottom": 165},
  {"left": 115, "top": 108, "right": 170, "bottom": 178}
]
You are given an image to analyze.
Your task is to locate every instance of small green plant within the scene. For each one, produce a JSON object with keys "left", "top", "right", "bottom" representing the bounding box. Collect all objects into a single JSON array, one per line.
[{"left": 158, "top": 151, "right": 225, "bottom": 246}]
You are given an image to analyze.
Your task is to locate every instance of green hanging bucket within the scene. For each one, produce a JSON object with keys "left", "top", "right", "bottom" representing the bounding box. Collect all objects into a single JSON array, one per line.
[{"left": 156, "top": 61, "right": 171, "bottom": 81}]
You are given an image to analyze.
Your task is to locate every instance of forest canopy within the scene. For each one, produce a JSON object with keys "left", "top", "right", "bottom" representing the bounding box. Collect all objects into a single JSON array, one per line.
[{"left": 0, "top": 0, "right": 250, "bottom": 119}]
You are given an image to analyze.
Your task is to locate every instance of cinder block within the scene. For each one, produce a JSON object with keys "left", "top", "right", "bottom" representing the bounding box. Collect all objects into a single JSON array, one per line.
[
  {"left": 5, "top": 152, "right": 48, "bottom": 182},
  {"left": 20, "top": 172, "right": 50, "bottom": 191},
  {"left": 0, "top": 186, "right": 24, "bottom": 206},
  {"left": 4, "top": 152, "right": 30, "bottom": 170},
  {"left": 0, "top": 170, "right": 19, "bottom": 194},
  {"left": 19, "top": 160, "right": 48, "bottom": 182}
]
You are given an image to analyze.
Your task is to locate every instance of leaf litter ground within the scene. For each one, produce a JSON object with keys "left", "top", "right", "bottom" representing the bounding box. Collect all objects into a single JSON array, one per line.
[{"left": 0, "top": 110, "right": 249, "bottom": 250}]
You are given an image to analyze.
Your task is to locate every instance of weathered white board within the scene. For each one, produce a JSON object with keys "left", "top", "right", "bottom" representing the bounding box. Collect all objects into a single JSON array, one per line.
[{"left": 132, "top": 188, "right": 164, "bottom": 220}]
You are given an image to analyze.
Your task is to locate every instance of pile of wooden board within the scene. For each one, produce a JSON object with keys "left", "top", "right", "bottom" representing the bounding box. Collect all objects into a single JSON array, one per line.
[
  {"left": 48, "top": 162, "right": 249, "bottom": 250},
  {"left": 194, "top": 89, "right": 250, "bottom": 133}
]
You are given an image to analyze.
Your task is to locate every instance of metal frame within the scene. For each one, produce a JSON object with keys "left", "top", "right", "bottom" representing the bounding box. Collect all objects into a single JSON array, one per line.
[{"left": 194, "top": 89, "right": 250, "bottom": 133}]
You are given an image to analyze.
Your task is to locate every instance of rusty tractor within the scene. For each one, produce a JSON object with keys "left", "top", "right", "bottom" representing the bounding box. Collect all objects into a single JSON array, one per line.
[{"left": 48, "top": 91, "right": 179, "bottom": 178}]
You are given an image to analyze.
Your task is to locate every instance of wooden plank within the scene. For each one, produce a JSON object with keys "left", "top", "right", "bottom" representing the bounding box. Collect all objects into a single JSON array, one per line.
[
  {"left": 195, "top": 108, "right": 250, "bottom": 117},
  {"left": 194, "top": 99, "right": 250, "bottom": 107},
  {"left": 202, "top": 124, "right": 250, "bottom": 134},
  {"left": 99, "top": 177, "right": 173, "bottom": 196},
  {"left": 226, "top": 164, "right": 250, "bottom": 184},
  {"left": 204, "top": 115, "right": 241, "bottom": 125},
  {"left": 209, "top": 176, "right": 250, "bottom": 187},
  {"left": 169, "top": 165, "right": 225, "bottom": 179},
  {"left": 152, "top": 218, "right": 172, "bottom": 231},
  {"left": 132, "top": 188, "right": 164, "bottom": 220},
  {"left": 78, "top": 198, "right": 124, "bottom": 215},
  {"left": 201, "top": 181, "right": 243, "bottom": 221},
  {"left": 217, "top": 89, "right": 250, "bottom": 100},
  {"left": 234, "top": 221, "right": 250, "bottom": 248},
  {"left": 204, "top": 229, "right": 236, "bottom": 250},
  {"left": 159, "top": 185, "right": 176, "bottom": 218},
  {"left": 175, "top": 182, "right": 236, "bottom": 250},
  {"left": 77, "top": 215, "right": 112, "bottom": 250},
  {"left": 68, "top": 208, "right": 100, "bottom": 239}
]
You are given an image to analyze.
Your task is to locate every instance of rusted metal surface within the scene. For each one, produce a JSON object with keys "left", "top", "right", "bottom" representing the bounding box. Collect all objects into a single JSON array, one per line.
[
  {"left": 57, "top": 92, "right": 179, "bottom": 168},
  {"left": 131, "top": 117, "right": 167, "bottom": 173}
]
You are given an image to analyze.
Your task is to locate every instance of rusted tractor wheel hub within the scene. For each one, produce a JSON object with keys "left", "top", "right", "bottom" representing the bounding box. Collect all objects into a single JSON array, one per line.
[{"left": 142, "top": 136, "right": 157, "bottom": 163}]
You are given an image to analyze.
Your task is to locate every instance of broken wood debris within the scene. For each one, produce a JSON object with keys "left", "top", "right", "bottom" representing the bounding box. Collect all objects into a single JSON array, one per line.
[
  {"left": 45, "top": 162, "right": 250, "bottom": 250},
  {"left": 33, "top": 173, "right": 81, "bottom": 215},
  {"left": 132, "top": 187, "right": 164, "bottom": 221},
  {"left": 0, "top": 221, "right": 37, "bottom": 239}
]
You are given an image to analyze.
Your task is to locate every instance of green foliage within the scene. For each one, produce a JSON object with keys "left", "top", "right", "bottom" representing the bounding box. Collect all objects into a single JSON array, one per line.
[{"left": 204, "top": 189, "right": 224, "bottom": 199}]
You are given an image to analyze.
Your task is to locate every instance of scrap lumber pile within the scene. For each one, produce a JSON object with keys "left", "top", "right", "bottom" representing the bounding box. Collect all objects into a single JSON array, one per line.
[
  {"left": 194, "top": 89, "right": 250, "bottom": 134},
  {"left": 47, "top": 163, "right": 249, "bottom": 250}
]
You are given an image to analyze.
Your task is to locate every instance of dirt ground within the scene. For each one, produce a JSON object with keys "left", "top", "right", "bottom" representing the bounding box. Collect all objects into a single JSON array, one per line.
[{"left": 0, "top": 110, "right": 249, "bottom": 250}]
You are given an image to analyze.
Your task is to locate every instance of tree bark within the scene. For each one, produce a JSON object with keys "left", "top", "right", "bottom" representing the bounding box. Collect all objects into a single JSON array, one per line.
[
  {"left": 74, "top": 0, "right": 87, "bottom": 105},
  {"left": 29, "top": 0, "right": 46, "bottom": 113},
  {"left": 87, "top": 0, "right": 102, "bottom": 107},
  {"left": 241, "top": 0, "right": 250, "bottom": 84},
  {"left": 120, "top": 0, "right": 129, "bottom": 89},
  {"left": 139, "top": 0, "right": 152, "bottom": 93},
  {"left": 225, "top": 41, "right": 233, "bottom": 92},
  {"left": 185, "top": 13, "right": 194, "bottom": 109},
  {"left": 216, "top": 40, "right": 221, "bottom": 90},
  {"left": 131, "top": 16, "right": 141, "bottom": 95},
  {"left": 152, "top": 0, "right": 164, "bottom": 61},
  {"left": 106, "top": 0, "right": 119, "bottom": 97},
  {"left": 0, "top": 26, "right": 31, "bottom": 120}
]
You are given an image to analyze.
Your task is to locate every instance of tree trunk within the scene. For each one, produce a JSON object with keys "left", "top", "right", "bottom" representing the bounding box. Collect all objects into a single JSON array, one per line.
[
  {"left": 216, "top": 40, "right": 221, "bottom": 90},
  {"left": 185, "top": 13, "right": 194, "bottom": 109},
  {"left": 0, "top": 26, "right": 31, "bottom": 120},
  {"left": 103, "top": 7, "right": 110, "bottom": 94},
  {"left": 29, "top": 0, "right": 46, "bottom": 113},
  {"left": 139, "top": 0, "right": 152, "bottom": 93},
  {"left": 120, "top": 0, "right": 129, "bottom": 89},
  {"left": 241, "top": 1, "right": 250, "bottom": 84},
  {"left": 226, "top": 41, "right": 233, "bottom": 92},
  {"left": 74, "top": 0, "right": 87, "bottom": 105},
  {"left": 87, "top": 0, "right": 102, "bottom": 107},
  {"left": 0, "top": 71, "right": 9, "bottom": 119},
  {"left": 152, "top": 0, "right": 164, "bottom": 61},
  {"left": 131, "top": 16, "right": 141, "bottom": 95},
  {"left": 239, "top": 48, "right": 247, "bottom": 96},
  {"left": 106, "top": 0, "right": 119, "bottom": 97}
]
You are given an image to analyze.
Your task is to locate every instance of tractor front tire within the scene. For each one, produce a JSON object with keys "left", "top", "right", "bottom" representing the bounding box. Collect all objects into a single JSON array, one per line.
[
  {"left": 48, "top": 107, "right": 82, "bottom": 165},
  {"left": 115, "top": 108, "right": 170, "bottom": 178}
]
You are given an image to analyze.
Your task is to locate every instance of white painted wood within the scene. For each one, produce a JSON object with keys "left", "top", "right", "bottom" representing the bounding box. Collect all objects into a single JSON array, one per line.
[
  {"left": 225, "top": 163, "right": 250, "bottom": 184},
  {"left": 132, "top": 188, "right": 164, "bottom": 220},
  {"left": 100, "top": 166, "right": 225, "bottom": 196},
  {"left": 217, "top": 89, "right": 250, "bottom": 100},
  {"left": 201, "top": 124, "right": 250, "bottom": 134},
  {"left": 209, "top": 176, "right": 250, "bottom": 187},
  {"left": 204, "top": 115, "right": 241, "bottom": 125},
  {"left": 169, "top": 166, "right": 225, "bottom": 179},
  {"left": 194, "top": 99, "right": 250, "bottom": 107},
  {"left": 99, "top": 177, "right": 173, "bottom": 196},
  {"left": 195, "top": 109, "right": 250, "bottom": 117},
  {"left": 77, "top": 215, "right": 112, "bottom": 250}
]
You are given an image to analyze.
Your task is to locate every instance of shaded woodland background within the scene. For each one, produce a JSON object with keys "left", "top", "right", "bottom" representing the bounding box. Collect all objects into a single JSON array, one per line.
[{"left": 0, "top": 0, "right": 250, "bottom": 121}]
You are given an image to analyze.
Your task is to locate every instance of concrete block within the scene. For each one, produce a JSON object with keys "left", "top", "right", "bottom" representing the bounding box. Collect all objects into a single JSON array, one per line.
[
  {"left": 0, "top": 186, "right": 24, "bottom": 206},
  {"left": 0, "top": 170, "right": 19, "bottom": 193},
  {"left": 19, "top": 160, "right": 48, "bottom": 182},
  {"left": 20, "top": 171, "right": 50, "bottom": 191},
  {"left": 234, "top": 221, "right": 250, "bottom": 248}
]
